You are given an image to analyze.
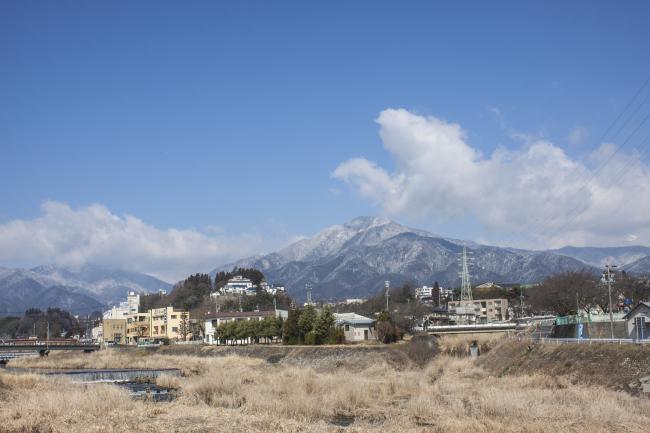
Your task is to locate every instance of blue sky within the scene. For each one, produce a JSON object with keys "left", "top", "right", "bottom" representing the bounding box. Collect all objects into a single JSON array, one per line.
[{"left": 1, "top": 1, "right": 650, "bottom": 279}]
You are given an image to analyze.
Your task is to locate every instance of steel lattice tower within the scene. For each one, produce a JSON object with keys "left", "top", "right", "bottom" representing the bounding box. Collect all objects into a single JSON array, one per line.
[
  {"left": 459, "top": 246, "right": 473, "bottom": 301},
  {"left": 306, "top": 283, "right": 313, "bottom": 305}
]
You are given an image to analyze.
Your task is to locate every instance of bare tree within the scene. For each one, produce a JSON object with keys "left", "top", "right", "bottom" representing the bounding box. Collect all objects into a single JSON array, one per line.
[{"left": 528, "top": 271, "right": 601, "bottom": 315}]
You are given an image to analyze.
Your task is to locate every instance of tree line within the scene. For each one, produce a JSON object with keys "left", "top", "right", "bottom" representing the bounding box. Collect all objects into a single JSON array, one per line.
[
  {"left": 0, "top": 308, "right": 84, "bottom": 339},
  {"left": 214, "top": 316, "right": 283, "bottom": 345},
  {"left": 526, "top": 270, "right": 650, "bottom": 316},
  {"left": 282, "top": 306, "right": 345, "bottom": 345}
]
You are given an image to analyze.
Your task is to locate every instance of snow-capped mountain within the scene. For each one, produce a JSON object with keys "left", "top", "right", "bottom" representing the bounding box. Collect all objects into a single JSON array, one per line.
[
  {"left": 212, "top": 216, "right": 595, "bottom": 300},
  {"left": 623, "top": 255, "right": 650, "bottom": 275},
  {"left": 0, "top": 265, "right": 172, "bottom": 316},
  {"left": 549, "top": 246, "right": 650, "bottom": 268}
]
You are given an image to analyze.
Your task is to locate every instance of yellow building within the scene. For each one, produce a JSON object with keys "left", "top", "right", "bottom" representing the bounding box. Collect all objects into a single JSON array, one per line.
[
  {"left": 102, "top": 318, "right": 127, "bottom": 344},
  {"left": 126, "top": 307, "right": 190, "bottom": 344}
]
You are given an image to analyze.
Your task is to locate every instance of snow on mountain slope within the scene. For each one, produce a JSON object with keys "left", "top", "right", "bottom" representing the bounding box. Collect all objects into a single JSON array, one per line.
[{"left": 212, "top": 217, "right": 594, "bottom": 300}]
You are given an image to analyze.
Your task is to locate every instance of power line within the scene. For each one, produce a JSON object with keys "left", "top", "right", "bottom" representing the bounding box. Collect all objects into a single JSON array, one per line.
[
  {"left": 519, "top": 77, "right": 650, "bottom": 240},
  {"left": 537, "top": 111, "right": 650, "bottom": 238}
]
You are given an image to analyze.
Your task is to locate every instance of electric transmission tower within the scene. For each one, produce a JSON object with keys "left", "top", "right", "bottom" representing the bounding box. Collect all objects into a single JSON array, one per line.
[
  {"left": 306, "top": 283, "right": 313, "bottom": 306},
  {"left": 459, "top": 246, "right": 473, "bottom": 302}
]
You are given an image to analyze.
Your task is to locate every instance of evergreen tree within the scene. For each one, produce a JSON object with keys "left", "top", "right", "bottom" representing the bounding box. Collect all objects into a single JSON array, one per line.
[
  {"left": 283, "top": 308, "right": 301, "bottom": 345},
  {"left": 313, "top": 307, "right": 334, "bottom": 344},
  {"left": 297, "top": 305, "right": 317, "bottom": 343}
]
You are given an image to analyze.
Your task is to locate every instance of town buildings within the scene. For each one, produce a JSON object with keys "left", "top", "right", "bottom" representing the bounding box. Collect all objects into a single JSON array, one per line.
[
  {"left": 210, "top": 276, "right": 286, "bottom": 298},
  {"left": 333, "top": 313, "right": 376, "bottom": 341}
]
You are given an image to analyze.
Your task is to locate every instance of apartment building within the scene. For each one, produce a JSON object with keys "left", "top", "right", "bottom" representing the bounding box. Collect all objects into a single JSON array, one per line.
[
  {"left": 125, "top": 307, "right": 190, "bottom": 344},
  {"left": 103, "top": 291, "right": 140, "bottom": 320},
  {"left": 447, "top": 298, "right": 508, "bottom": 323}
]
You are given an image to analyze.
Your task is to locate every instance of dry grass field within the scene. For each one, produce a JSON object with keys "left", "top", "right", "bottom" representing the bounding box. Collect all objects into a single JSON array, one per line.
[{"left": 2, "top": 342, "right": 650, "bottom": 433}]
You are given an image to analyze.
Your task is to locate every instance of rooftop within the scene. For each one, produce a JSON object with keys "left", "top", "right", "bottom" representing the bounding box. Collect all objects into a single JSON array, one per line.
[
  {"left": 333, "top": 312, "right": 374, "bottom": 326},
  {"left": 205, "top": 310, "right": 275, "bottom": 320}
]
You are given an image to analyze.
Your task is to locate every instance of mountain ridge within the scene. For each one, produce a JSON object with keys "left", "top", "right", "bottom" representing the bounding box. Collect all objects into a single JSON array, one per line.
[
  {"left": 211, "top": 216, "right": 599, "bottom": 300},
  {"left": 0, "top": 265, "right": 172, "bottom": 316}
]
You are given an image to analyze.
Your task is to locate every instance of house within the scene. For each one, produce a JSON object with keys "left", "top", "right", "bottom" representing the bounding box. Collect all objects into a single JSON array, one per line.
[
  {"left": 333, "top": 313, "right": 376, "bottom": 342},
  {"left": 203, "top": 309, "right": 288, "bottom": 344},
  {"left": 448, "top": 298, "right": 508, "bottom": 324},
  {"left": 474, "top": 282, "right": 503, "bottom": 290},
  {"left": 623, "top": 302, "right": 650, "bottom": 340}
]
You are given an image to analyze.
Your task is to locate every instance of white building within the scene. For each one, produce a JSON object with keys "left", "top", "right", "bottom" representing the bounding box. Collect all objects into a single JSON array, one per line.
[
  {"left": 222, "top": 276, "right": 255, "bottom": 295},
  {"left": 91, "top": 324, "right": 103, "bottom": 343},
  {"left": 344, "top": 298, "right": 365, "bottom": 305},
  {"left": 259, "top": 281, "right": 286, "bottom": 295},
  {"left": 103, "top": 291, "right": 140, "bottom": 320},
  {"left": 623, "top": 302, "right": 650, "bottom": 340},
  {"left": 415, "top": 286, "right": 434, "bottom": 299},
  {"left": 333, "top": 313, "right": 376, "bottom": 342},
  {"left": 203, "top": 309, "right": 288, "bottom": 344}
]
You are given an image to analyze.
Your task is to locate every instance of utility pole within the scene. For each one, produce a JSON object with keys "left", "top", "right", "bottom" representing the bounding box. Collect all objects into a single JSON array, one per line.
[
  {"left": 602, "top": 264, "right": 617, "bottom": 339},
  {"left": 385, "top": 280, "right": 390, "bottom": 312},
  {"left": 519, "top": 286, "right": 525, "bottom": 318}
]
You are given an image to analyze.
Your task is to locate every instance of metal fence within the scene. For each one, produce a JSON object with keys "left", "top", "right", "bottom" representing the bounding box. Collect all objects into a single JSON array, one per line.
[
  {"left": 554, "top": 313, "right": 626, "bottom": 326},
  {"left": 532, "top": 336, "right": 649, "bottom": 345}
]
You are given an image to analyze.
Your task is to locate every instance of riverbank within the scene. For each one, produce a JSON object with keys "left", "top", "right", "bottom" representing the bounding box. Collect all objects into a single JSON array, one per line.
[
  {"left": 478, "top": 338, "right": 650, "bottom": 395},
  {"left": 2, "top": 337, "right": 649, "bottom": 432}
]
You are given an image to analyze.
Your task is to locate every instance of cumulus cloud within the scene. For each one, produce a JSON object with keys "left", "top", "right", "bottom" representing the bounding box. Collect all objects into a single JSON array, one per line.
[
  {"left": 333, "top": 108, "right": 650, "bottom": 248},
  {"left": 0, "top": 201, "right": 266, "bottom": 281}
]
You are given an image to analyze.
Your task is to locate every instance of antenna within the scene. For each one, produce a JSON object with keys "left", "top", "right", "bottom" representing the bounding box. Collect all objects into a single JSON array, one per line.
[
  {"left": 306, "top": 283, "right": 313, "bottom": 306},
  {"left": 385, "top": 280, "right": 390, "bottom": 311},
  {"left": 459, "top": 246, "right": 473, "bottom": 302}
]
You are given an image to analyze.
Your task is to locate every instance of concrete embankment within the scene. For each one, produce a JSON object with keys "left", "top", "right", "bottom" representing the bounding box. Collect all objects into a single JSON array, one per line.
[
  {"left": 8, "top": 367, "right": 181, "bottom": 382},
  {"left": 477, "top": 339, "right": 650, "bottom": 395}
]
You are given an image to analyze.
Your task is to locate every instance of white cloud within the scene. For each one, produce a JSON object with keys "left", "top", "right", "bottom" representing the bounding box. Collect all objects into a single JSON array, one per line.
[
  {"left": 568, "top": 126, "right": 587, "bottom": 146},
  {"left": 333, "top": 108, "right": 650, "bottom": 248},
  {"left": 0, "top": 201, "right": 269, "bottom": 281}
]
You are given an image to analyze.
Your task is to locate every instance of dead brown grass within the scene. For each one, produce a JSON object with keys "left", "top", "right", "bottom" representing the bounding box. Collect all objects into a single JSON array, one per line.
[
  {"left": 2, "top": 348, "right": 649, "bottom": 433},
  {"left": 437, "top": 332, "right": 505, "bottom": 356}
]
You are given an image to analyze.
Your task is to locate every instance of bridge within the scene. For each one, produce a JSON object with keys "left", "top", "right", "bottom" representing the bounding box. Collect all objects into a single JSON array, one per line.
[
  {"left": 427, "top": 323, "right": 520, "bottom": 335},
  {"left": 0, "top": 340, "right": 100, "bottom": 363}
]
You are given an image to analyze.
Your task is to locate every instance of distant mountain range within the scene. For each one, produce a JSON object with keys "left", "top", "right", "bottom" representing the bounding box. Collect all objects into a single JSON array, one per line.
[
  {"left": 0, "top": 265, "right": 172, "bottom": 316},
  {"left": 549, "top": 246, "right": 650, "bottom": 268},
  {"left": 3, "top": 217, "right": 649, "bottom": 313},
  {"left": 213, "top": 216, "right": 650, "bottom": 301}
]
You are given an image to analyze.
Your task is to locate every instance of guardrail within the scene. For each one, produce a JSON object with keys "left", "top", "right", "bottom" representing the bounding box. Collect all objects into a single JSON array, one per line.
[{"left": 529, "top": 336, "right": 650, "bottom": 345}]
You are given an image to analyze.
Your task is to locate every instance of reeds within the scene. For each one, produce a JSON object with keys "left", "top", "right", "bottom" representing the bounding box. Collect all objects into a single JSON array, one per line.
[{"left": 2, "top": 349, "right": 649, "bottom": 433}]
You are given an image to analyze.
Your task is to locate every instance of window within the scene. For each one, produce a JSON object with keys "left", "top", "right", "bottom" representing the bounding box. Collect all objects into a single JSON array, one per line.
[
  {"left": 172, "top": 327, "right": 179, "bottom": 333},
  {"left": 345, "top": 324, "right": 350, "bottom": 331},
  {"left": 171, "top": 315, "right": 177, "bottom": 319}
]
